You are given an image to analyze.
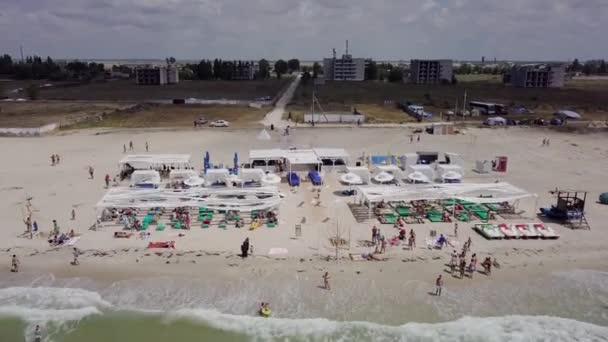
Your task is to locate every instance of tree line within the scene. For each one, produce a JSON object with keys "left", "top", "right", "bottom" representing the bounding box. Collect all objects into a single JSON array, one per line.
[
  {"left": 568, "top": 59, "right": 607, "bottom": 75},
  {"left": 0, "top": 54, "right": 105, "bottom": 81},
  {"left": 179, "top": 58, "right": 301, "bottom": 80}
]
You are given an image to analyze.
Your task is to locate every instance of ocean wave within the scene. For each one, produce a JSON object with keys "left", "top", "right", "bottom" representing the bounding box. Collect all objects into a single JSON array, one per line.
[{"left": 169, "top": 309, "right": 608, "bottom": 342}]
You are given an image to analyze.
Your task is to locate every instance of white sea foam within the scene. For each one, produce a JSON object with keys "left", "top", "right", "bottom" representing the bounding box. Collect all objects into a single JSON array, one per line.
[{"left": 170, "top": 309, "right": 608, "bottom": 342}]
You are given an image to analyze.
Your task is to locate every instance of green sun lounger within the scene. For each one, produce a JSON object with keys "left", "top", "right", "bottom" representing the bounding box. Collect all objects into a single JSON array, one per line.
[
  {"left": 173, "top": 221, "right": 182, "bottom": 229},
  {"left": 202, "top": 223, "right": 209, "bottom": 229},
  {"left": 473, "top": 210, "right": 489, "bottom": 220},
  {"left": 396, "top": 207, "right": 411, "bottom": 217},
  {"left": 218, "top": 222, "right": 227, "bottom": 229},
  {"left": 267, "top": 222, "right": 276, "bottom": 228},
  {"left": 382, "top": 213, "right": 397, "bottom": 224},
  {"left": 155, "top": 223, "right": 166, "bottom": 231},
  {"left": 443, "top": 199, "right": 458, "bottom": 206},
  {"left": 141, "top": 221, "right": 149, "bottom": 230},
  {"left": 457, "top": 212, "right": 470, "bottom": 222}
]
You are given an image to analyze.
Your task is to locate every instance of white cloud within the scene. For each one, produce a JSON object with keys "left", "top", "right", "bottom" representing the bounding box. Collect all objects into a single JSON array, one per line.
[{"left": 0, "top": 0, "right": 606, "bottom": 60}]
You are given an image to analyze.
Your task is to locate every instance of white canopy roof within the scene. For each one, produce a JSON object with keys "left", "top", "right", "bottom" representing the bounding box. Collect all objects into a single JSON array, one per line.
[
  {"left": 346, "top": 166, "right": 371, "bottom": 184},
  {"left": 119, "top": 154, "right": 191, "bottom": 170},
  {"left": 356, "top": 182, "right": 534, "bottom": 204},
  {"left": 97, "top": 187, "right": 282, "bottom": 212},
  {"left": 285, "top": 149, "right": 320, "bottom": 165},
  {"left": 238, "top": 168, "right": 266, "bottom": 182},
  {"left": 249, "top": 149, "right": 286, "bottom": 161},
  {"left": 130, "top": 170, "right": 161, "bottom": 186},
  {"left": 313, "top": 148, "right": 349, "bottom": 160},
  {"left": 169, "top": 169, "right": 198, "bottom": 181},
  {"left": 206, "top": 168, "right": 230, "bottom": 185}
]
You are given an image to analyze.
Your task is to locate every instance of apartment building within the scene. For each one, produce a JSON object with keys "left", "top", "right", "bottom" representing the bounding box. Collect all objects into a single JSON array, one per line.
[
  {"left": 409, "top": 59, "right": 453, "bottom": 84},
  {"left": 508, "top": 64, "right": 565, "bottom": 88},
  {"left": 135, "top": 66, "right": 179, "bottom": 85},
  {"left": 323, "top": 41, "right": 365, "bottom": 81}
]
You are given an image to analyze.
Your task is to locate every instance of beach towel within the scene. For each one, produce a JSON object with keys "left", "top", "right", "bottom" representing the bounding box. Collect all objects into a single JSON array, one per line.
[
  {"left": 147, "top": 241, "right": 175, "bottom": 249},
  {"left": 268, "top": 247, "right": 288, "bottom": 256}
]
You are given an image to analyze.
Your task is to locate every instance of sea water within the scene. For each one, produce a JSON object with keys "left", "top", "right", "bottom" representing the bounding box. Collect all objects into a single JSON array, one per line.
[{"left": 1, "top": 270, "right": 608, "bottom": 342}]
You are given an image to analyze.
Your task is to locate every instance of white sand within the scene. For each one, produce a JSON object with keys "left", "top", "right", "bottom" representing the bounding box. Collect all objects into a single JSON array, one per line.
[{"left": 1, "top": 126, "right": 608, "bottom": 289}]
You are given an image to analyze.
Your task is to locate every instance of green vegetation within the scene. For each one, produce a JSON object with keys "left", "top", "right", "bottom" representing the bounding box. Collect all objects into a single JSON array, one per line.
[{"left": 274, "top": 59, "right": 288, "bottom": 79}]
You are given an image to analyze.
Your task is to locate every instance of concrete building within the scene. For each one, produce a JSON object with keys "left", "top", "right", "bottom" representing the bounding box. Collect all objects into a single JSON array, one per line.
[
  {"left": 135, "top": 66, "right": 179, "bottom": 85},
  {"left": 323, "top": 41, "right": 365, "bottom": 81},
  {"left": 507, "top": 64, "right": 565, "bottom": 88},
  {"left": 409, "top": 59, "right": 453, "bottom": 84}
]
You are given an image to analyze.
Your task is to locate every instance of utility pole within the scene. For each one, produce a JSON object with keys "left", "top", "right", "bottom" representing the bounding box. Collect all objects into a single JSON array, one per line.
[{"left": 20, "top": 45, "right": 24, "bottom": 62}]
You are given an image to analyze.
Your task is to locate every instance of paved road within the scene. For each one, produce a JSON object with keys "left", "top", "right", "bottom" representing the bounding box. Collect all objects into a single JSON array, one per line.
[{"left": 261, "top": 75, "right": 301, "bottom": 128}]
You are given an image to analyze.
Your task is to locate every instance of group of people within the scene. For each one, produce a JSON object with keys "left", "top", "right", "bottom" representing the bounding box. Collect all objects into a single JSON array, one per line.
[
  {"left": 171, "top": 208, "right": 191, "bottom": 229},
  {"left": 50, "top": 154, "right": 61, "bottom": 166},
  {"left": 541, "top": 138, "right": 551, "bottom": 147}
]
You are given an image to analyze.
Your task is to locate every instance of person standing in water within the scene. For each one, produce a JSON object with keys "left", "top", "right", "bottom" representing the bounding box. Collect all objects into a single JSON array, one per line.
[
  {"left": 323, "top": 272, "right": 331, "bottom": 290},
  {"left": 435, "top": 275, "right": 443, "bottom": 296},
  {"left": 34, "top": 324, "right": 42, "bottom": 342},
  {"left": 11, "top": 255, "right": 19, "bottom": 272}
]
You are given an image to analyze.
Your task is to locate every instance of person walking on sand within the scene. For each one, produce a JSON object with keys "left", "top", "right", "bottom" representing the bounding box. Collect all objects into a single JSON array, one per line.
[
  {"left": 51, "top": 154, "right": 56, "bottom": 166},
  {"left": 145, "top": 141, "right": 149, "bottom": 152},
  {"left": 52, "top": 219, "right": 60, "bottom": 235},
  {"left": 410, "top": 135, "right": 413, "bottom": 143},
  {"left": 469, "top": 253, "right": 477, "bottom": 278},
  {"left": 417, "top": 135, "right": 421, "bottom": 142},
  {"left": 11, "top": 255, "right": 19, "bottom": 272},
  {"left": 454, "top": 222, "right": 458, "bottom": 238},
  {"left": 72, "top": 248, "right": 81, "bottom": 265},
  {"left": 129, "top": 141, "right": 134, "bottom": 151},
  {"left": 88, "top": 166, "right": 94, "bottom": 179},
  {"left": 546, "top": 139, "right": 550, "bottom": 147},
  {"left": 435, "top": 275, "right": 443, "bottom": 296},
  {"left": 380, "top": 235, "right": 387, "bottom": 254},
  {"left": 105, "top": 174, "right": 111, "bottom": 188},
  {"left": 123, "top": 144, "right": 127, "bottom": 153},
  {"left": 241, "top": 238, "right": 250, "bottom": 258},
  {"left": 459, "top": 258, "right": 466, "bottom": 279},
  {"left": 71, "top": 208, "right": 76, "bottom": 221},
  {"left": 55, "top": 154, "right": 60, "bottom": 164},
  {"left": 323, "top": 272, "right": 331, "bottom": 290},
  {"left": 450, "top": 250, "right": 457, "bottom": 273},
  {"left": 410, "top": 229, "right": 416, "bottom": 248},
  {"left": 371, "top": 226, "right": 378, "bottom": 245}
]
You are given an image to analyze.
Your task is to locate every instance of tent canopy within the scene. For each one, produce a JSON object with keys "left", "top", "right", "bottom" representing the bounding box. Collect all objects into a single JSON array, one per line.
[
  {"left": 96, "top": 187, "right": 282, "bottom": 213},
  {"left": 238, "top": 168, "right": 266, "bottom": 182},
  {"left": 356, "top": 182, "right": 534, "bottom": 204},
  {"left": 249, "top": 149, "right": 286, "bottom": 161},
  {"left": 169, "top": 169, "right": 198, "bottom": 181},
  {"left": 119, "top": 154, "right": 191, "bottom": 170},
  {"left": 130, "top": 170, "right": 161, "bottom": 185},
  {"left": 205, "top": 168, "right": 230, "bottom": 185},
  {"left": 285, "top": 149, "right": 320, "bottom": 165},
  {"left": 313, "top": 148, "right": 349, "bottom": 161}
]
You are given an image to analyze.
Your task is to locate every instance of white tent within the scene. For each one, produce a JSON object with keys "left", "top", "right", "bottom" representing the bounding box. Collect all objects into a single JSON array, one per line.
[
  {"left": 169, "top": 169, "right": 198, "bottom": 182},
  {"left": 406, "top": 165, "right": 435, "bottom": 183},
  {"left": 399, "top": 153, "right": 419, "bottom": 170},
  {"left": 346, "top": 166, "right": 371, "bottom": 184},
  {"left": 475, "top": 160, "right": 492, "bottom": 174},
  {"left": 184, "top": 177, "right": 205, "bottom": 187},
  {"left": 285, "top": 149, "right": 321, "bottom": 173},
  {"left": 96, "top": 187, "right": 282, "bottom": 215},
  {"left": 130, "top": 170, "right": 161, "bottom": 187},
  {"left": 249, "top": 149, "right": 285, "bottom": 172},
  {"left": 238, "top": 168, "right": 266, "bottom": 183},
  {"left": 205, "top": 169, "right": 230, "bottom": 186},
  {"left": 444, "top": 152, "right": 465, "bottom": 169},
  {"left": 257, "top": 129, "right": 272, "bottom": 140},
  {"left": 356, "top": 182, "right": 536, "bottom": 218},
  {"left": 436, "top": 164, "right": 464, "bottom": 182},
  {"left": 119, "top": 154, "right": 191, "bottom": 171},
  {"left": 313, "top": 148, "right": 349, "bottom": 171}
]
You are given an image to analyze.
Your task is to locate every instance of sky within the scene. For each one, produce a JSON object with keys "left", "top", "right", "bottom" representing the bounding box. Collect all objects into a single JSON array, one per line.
[{"left": 1, "top": 0, "right": 607, "bottom": 61}]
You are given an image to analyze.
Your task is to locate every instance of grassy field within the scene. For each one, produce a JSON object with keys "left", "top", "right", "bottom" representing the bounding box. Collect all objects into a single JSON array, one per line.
[
  {"left": 290, "top": 79, "right": 608, "bottom": 122},
  {"left": 0, "top": 101, "right": 129, "bottom": 127},
  {"left": 33, "top": 79, "right": 290, "bottom": 102},
  {"left": 64, "top": 103, "right": 267, "bottom": 129},
  {"left": 284, "top": 103, "right": 419, "bottom": 124}
]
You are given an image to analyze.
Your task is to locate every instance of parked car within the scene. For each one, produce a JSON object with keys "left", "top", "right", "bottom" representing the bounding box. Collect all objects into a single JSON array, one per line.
[
  {"left": 194, "top": 117, "right": 208, "bottom": 126},
  {"left": 209, "top": 120, "right": 230, "bottom": 127},
  {"left": 550, "top": 117, "right": 564, "bottom": 126}
]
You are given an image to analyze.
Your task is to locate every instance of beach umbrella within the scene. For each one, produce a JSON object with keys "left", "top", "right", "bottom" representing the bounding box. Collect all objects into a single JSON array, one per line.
[
  {"left": 373, "top": 171, "right": 394, "bottom": 184},
  {"left": 340, "top": 172, "right": 363, "bottom": 185},
  {"left": 233, "top": 152, "right": 239, "bottom": 175},
  {"left": 204, "top": 151, "right": 210, "bottom": 174}
]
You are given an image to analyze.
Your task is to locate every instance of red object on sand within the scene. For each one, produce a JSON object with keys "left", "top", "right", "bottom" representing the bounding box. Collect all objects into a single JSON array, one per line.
[{"left": 147, "top": 241, "right": 175, "bottom": 249}]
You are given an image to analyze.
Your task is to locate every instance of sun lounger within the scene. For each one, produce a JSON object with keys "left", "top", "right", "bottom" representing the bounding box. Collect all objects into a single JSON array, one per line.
[
  {"left": 218, "top": 222, "right": 227, "bottom": 229},
  {"left": 172, "top": 222, "right": 182, "bottom": 229},
  {"left": 533, "top": 223, "right": 560, "bottom": 239},
  {"left": 474, "top": 223, "right": 504, "bottom": 239},
  {"left": 396, "top": 207, "right": 411, "bottom": 217},
  {"left": 267, "top": 222, "right": 276, "bottom": 228},
  {"left": 473, "top": 210, "right": 489, "bottom": 220},
  {"left": 147, "top": 241, "right": 175, "bottom": 249},
  {"left": 427, "top": 210, "right": 443, "bottom": 222},
  {"left": 155, "top": 223, "right": 166, "bottom": 231},
  {"left": 515, "top": 224, "right": 540, "bottom": 238},
  {"left": 498, "top": 223, "right": 520, "bottom": 238},
  {"left": 201, "top": 223, "right": 209, "bottom": 229},
  {"left": 380, "top": 213, "right": 397, "bottom": 224},
  {"left": 457, "top": 212, "right": 470, "bottom": 222}
]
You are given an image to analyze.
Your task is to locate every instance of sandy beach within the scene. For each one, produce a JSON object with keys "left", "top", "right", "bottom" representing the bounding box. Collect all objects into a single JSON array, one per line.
[{"left": 2, "top": 126, "right": 608, "bottom": 341}]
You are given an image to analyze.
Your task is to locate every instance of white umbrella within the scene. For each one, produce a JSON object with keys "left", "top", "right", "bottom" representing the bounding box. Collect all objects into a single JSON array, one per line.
[
  {"left": 184, "top": 176, "right": 205, "bottom": 187},
  {"left": 373, "top": 171, "right": 394, "bottom": 184},
  {"left": 340, "top": 172, "right": 363, "bottom": 185},
  {"left": 442, "top": 171, "right": 462, "bottom": 181},
  {"left": 262, "top": 173, "right": 281, "bottom": 185},
  {"left": 408, "top": 171, "right": 430, "bottom": 183}
]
